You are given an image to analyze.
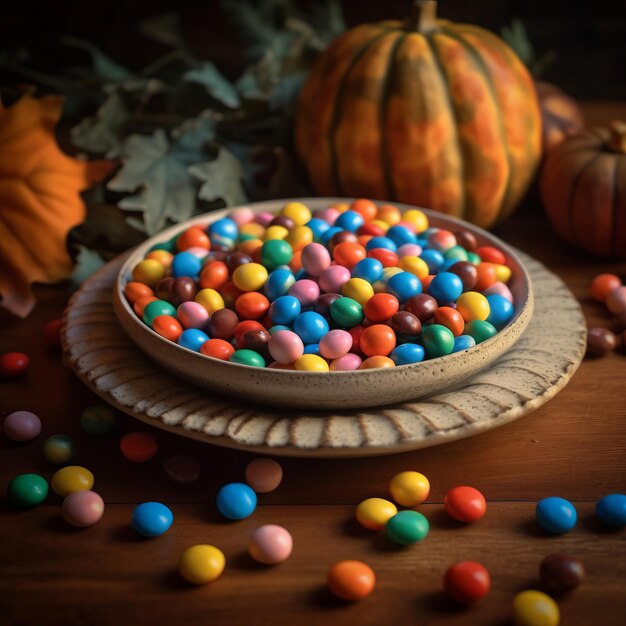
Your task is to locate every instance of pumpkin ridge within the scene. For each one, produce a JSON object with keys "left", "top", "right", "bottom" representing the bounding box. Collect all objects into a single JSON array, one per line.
[
  {"left": 379, "top": 33, "right": 409, "bottom": 202},
  {"left": 439, "top": 25, "right": 513, "bottom": 218},
  {"left": 423, "top": 32, "right": 466, "bottom": 216},
  {"left": 610, "top": 154, "right": 623, "bottom": 256},
  {"left": 566, "top": 153, "right": 602, "bottom": 249},
  {"left": 328, "top": 29, "right": 399, "bottom": 196}
]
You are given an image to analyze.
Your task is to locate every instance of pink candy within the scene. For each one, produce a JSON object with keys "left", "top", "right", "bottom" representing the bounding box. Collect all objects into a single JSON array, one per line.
[
  {"left": 319, "top": 265, "right": 351, "bottom": 293},
  {"left": 268, "top": 330, "right": 304, "bottom": 364},
  {"left": 319, "top": 329, "right": 353, "bottom": 360},
  {"left": 330, "top": 353, "right": 363, "bottom": 371},
  {"left": 289, "top": 279, "right": 320, "bottom": 306},
  {"left": 249, "top": 524, "right": 293, "bottom": 565},
  {"left": 62, "top": 490, "right": 105, "bottom": 527},
  {"left": 301, "top": 243, "right": 331, "bottom": 277},
  {"left": 177, "top": 301, "right": 209, "bottom": 329}
]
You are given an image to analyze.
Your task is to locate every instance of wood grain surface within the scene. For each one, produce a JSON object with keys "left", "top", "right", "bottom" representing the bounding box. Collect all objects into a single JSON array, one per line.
[{"left": 1, "top": 102, "right": 625, "bottom": 625}]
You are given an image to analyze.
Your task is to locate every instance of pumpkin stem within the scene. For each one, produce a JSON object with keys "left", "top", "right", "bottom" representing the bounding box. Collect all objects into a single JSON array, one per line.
[
  {"left": 404, "top": 0, "right": 439, "bottom": 33},
  {"left": 608, "top": 121, "right": 626, "bottom": 153}
]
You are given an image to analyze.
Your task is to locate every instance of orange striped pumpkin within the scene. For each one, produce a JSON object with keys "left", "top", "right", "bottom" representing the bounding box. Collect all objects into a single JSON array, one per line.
[
  {"left": 295, "top": 0, "right": 542, "bottom": 229},
  {"left": 540, "top": 122, "right": 626, "bottom": 258}
]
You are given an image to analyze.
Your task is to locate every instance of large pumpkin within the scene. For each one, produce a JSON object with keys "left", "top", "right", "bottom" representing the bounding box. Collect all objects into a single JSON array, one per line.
[
  {"left": 540, "top": 121, "right": 626, "bottom": 258},
  {"left": 295, "top": 0, "right": 541, "bottom": 229}
]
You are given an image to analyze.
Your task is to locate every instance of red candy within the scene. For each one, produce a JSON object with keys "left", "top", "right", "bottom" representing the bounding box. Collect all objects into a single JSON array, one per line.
[
  {"left": 201, "top": 338, "right": 235, "bottom": 361},
  {"left": 434, "top": 307, "right": 464, "bottom": 337},
  {"left": 153, "top": 315, "right": 183, "bottom": 341},
  {"left": 364, "top": 293, "right": 400, "bottom": 323},
  {"left": 590, "top": 273, "right": 622, "bottom": 303},
  {"left": 120, "top": 432, "right": 158, "bottom": 462},
  {"left": 44, "top": 319, "right": 63, "bottom": 347},
  {"left": 0, "top": 352, "right": 30, "bottom": 378},
  {"left": 444, "top": 561, "right": 491, "bottom": 604},
  {"left": 444, "top": 486, "right": 487, "bottom": 522}
]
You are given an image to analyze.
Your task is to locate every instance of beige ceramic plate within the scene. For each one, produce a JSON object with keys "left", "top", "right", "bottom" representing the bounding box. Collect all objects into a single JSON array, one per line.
[{"left": 113, "top": 199, "right": 533, "bottom": 410}]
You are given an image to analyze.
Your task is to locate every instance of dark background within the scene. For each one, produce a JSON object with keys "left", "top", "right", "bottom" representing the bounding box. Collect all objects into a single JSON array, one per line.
[{"left": 2, "top": 0, "right": 626, "bottom": 100}]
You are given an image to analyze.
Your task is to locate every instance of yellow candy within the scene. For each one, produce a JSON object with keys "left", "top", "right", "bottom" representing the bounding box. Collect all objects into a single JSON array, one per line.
[
  {"left": 232, "top": 263, "right": 268, "bottom": 292},
  {"left": 145, "top": 250, "right": 173, "bottom": 268},
  {"left": 285, "top": 225, "right": 313, "bottom": 252},
  {"left": 240, "top": 222, "right": 265, "bottom": 239},
  {"left": 382, "top": 267, "right": 403, "bottom": 281},
  {"left": 512, "top": 590, "right": 560, "bottom": 626},
  {"left": 331, "top": 202, "right": 350, "bottom": 213},
  {"left": 377, "top": 204, "right": 401, "bottom": 225},
  {"left": 356, "top": 498, "right": 398, "bottom": 531},
  {"left": 294, "top": 354, "right": 329, "bottom": 372},
  {"left": 263, "top": 225, "right": 289, "bottom": 241},
  {"left": 342, "top": 278, "right": 374, "bottom": 307},
  {"left": 369, "top": 219, "right": 389, "bottom": 233},
  {"left": 195, "top": 288, "right": 224, "bottom": 315},
  {"left": 402, "top": 209, "right": 429, "bottom": 233},
  {"left": 494, "top": 263, "right": 512, "bottom": 283},
  {"left": 281, "top": 201, "right": 312, "bottom": 226},
  {"left": 51, "top": 465, "right": 94, "bottom": 497},
  {"left": 179, "top": 545, "right": 225, "bottom": 585},
  {"left": 389, "top": 471, "right": 430, "bottom": 507},
  {"left": 456, "top": 292, "right": 490, "bottom": 322},
  {"left": 132, "top": 259, "right": 165, "bottom": 287},
  {"left": 399, "top": 255, "right": 429, "bottom": 280}
]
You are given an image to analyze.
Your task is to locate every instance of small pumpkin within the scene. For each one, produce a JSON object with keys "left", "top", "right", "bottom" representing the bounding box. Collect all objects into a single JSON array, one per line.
[
  {"left": 535, "top": 81, "right": 585, "bottom": 154},
  {"left": 540, "top": 121, "right": 626, "bottom": 258},
  {"left": 295, "top": 0, "right": 541, "bottom": 229}
]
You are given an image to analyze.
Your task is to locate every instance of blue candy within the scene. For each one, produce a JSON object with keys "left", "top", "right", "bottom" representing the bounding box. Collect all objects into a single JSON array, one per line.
[
  {"left": 452, "top": 335, "right": 476, "bottom": 352},
  {"left": 178, "top": 329, "right": 209, "bottom": 352},
  {"left": 386, "top": 225, "right": 417, "bottom": 247},
  {"left": 306, "top": 217, "right": 331, "bottom": 241},
  {"left": 390, "top": 343, "right": 425, "bottom": 365},
  {"left": 335, "top": 210, "right": 364, "bottom": 232},
  {"left": 319, "top": 226, "right": 343, "bottom": 246},
  {"left": 171, "top": 252, "right": 202, "bottom": 278},
  {"left": 216, "top": 483, "right": 257, "bottom": 520},
  {"left": 269, "top": 295, "right": 301, "bottom": 326},
  {"left": 264, "top": 268, "right": 295, "bottom": 301},
  {"left": 209, "top": 217, "right": 238, "bottom": 242},
  {"left": 303, "top": 343, "right": 321, "bottom": 356},
  {"left": 487, "top": 294, "right": 514, "bottom": 330},
  {"left": 365, "top": 236, "right": 397, "bottom": 252},
  {"left": 352, "top": 258, "right": 384, "bottom": 284},
  {"left": 536, "top": 497, "right": 577, "bottom": 534},
  {"left": 419, "top": 249, "right": 445, "bottom": 273},
  {"left": 428, "top": 271, "right": 463, "bottom": 304},
  {"left": 293, "top": 311, "right": 329, "bottom": 344},
  {"left": 387, "top": 271, "right": 422, "bottom": 303},
  {"left": 596, "top": 493, "right": 626, "bottom": 527},
  {"left": 132, "top": 502, "right": 173, "bottom": 537}
]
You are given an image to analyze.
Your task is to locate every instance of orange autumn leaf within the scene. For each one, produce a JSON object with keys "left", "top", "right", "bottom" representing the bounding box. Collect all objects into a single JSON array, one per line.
[{"left": 0, "top": 94, "right": 114, "bottom": 317}]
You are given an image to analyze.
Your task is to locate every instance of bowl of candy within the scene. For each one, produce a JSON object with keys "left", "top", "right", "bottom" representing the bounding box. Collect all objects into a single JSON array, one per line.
[{"left": 113, "top": 198, "right": 533, "bottom": 410}]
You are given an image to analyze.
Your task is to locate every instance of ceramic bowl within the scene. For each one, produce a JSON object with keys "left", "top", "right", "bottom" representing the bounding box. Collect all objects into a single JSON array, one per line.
[{"left": 113, "top": 199, "right": 533, "bottom": 410}]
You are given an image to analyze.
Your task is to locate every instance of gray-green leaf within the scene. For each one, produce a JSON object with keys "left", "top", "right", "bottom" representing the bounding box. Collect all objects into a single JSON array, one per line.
[
  {"left": 189, "top": 148, "right": 247, "bottom": 207},
  {"left": 500, "top": 19, "right": 534, "bottom": 66},
  {"left": 70, "top": 246, "right": 106, "bottom": 289},
  {"left": 183, "top": 62, "right": 241, "bottom": 108}
]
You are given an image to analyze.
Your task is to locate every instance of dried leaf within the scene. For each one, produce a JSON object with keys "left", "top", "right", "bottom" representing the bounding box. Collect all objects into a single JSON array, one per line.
[
  {"left": 0, "top": 94, "right": 114, "bottom": 317},
  {"left": 500, "top": 19, "right": 534, "bottom": 66},
  {"left": 184, "top": 62, "right": 241, "bottom": 109},
  {"left": 189, "top": 147, "right": 247, "bottom": 207},
  {"left": 69, "top": 245, "right": 105, "bottom": 288}
]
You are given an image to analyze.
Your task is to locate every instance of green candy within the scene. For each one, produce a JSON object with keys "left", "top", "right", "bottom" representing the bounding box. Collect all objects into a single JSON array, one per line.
[
  {"left": 443, "top": 245, "right": 469, "bottom": 262},
  {"left": 465, "top": 320, "right": 497, "bottom": 344},
  {"left": 149, "top": 236, "right": 178, "bottom": 253},
  {"left": 260, "top": 239, "right": 293, "bottom": 271},
  {"left": 80, "top": 405, "right": 117, "bottom": 435},
  {"left": 421, "top": 324, "right": 455, "bottom": 358},
  {"left": 143, "top": 299, "right": 177, "bottom": 328},
  {"left": 386, "top": 510, "right": 429, "bottom": 545},
  {"left": 8, "top": 474, "right": 49, "bottom": 508},
  {"left": 330, "top": 297, "right": 364, "bottom": 328},
  {"left": 43, "top": 435, "right": 75, "bottom": 465},
  {"left": 467, "top": 252, "right": 481, "bottom": 265},
  {"left": 230, "top": 349, "right": 266, "bottom": 368}
]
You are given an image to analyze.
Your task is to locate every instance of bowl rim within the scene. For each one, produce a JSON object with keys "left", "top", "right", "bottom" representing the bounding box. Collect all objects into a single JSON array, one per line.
[{"left": 114, "top": 197, "right": 533, "bottom": 377}]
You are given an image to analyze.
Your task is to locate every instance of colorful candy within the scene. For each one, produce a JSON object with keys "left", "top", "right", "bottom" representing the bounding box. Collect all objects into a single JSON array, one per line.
[
  {"left": 248, "top": 524, "right": 293, "bottom": 564},
  {"left": 386, "top": 510, "right": 429, "bottom": 545},
  {"left": 444, "top": 561, "right": 491, "bottom": 604},
  {"left": 586, "top": 327, "right": 618, "bottom": 356},
  {"left": 43, "top": 434, "right": 75, "bottom": 464},
  {"left": 539, "top": 554, "right": 585, "bottom": 593},
  {"left": 163, "top": 455, "right": 201, "bottom": 484},
  {"left": 356, "top": 498, "right": 398, "bottom": 531},
  {"left": 245, "top": 458, "right": 283, "bottom": 493},
  {"left": 51, "top": 465, "right": 94, "bottom": 497},
  {"left": 536, "top": 497, "right": 577, "bottom": 534},
  {"left": 590, "top": 273, "right": 621, "bottom": 302},
  {"left": 444, "top": 486, "right": 487, "bottom": 522},
  {"left": 120, "top": 431, "right": 158, "bottom": 462},
  {"left": 327, "top": 560, "right": 376, "bottom": 601},
  {"left": 389, "top": 471, "right": 430, "bottom": 507},
  {"left": 0, "top": 352, "right": 30, "bottom": 378},
  {"left": 8, "top": 473, "right": 49, "bottom": 507},
  {"left": 216, "top": 483, "right": 257, "bottom": 520},
  {"left": 3, "top": 410, "right": 41, "bottom": 442},
  {"left": 512, "top": 590, "right": 560, "bottom": 626},
  {"left": 179, "top": 545, "right": 225, "bottom": 585},
  {"left": 80, "top": 405, "right": 117, "bottom": 435},
  {"left": 62, "top": 490, "right": 105, "bottom": 527},
  {"left": 132, "top": 502, "right": 173, "bottom": 537},
  {"left": 595, "top": 493, "right": 626, "bottom": 527}
]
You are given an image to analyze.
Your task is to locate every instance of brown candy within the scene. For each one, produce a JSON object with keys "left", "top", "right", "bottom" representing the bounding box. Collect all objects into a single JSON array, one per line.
[
  {"left": 163, "top": 454, "right": 201, "bottom": 485},
  {"left": 155, "top": 277, "right": 175, "bottom": 301},
  {"left": 405, "top": 294, "right": 438, "bottom": 322},
  {"left": 390, "top": 311, "right": 421, "bottom": 340},
  {"left": 314, "top": 293, "right": 342, "bottom": 318},
  {"left": 448, "top": 261, "right": 478, "bottom": 291},
  {"left": 227, "top": 252, "right": 252, "bottom": 273},
  {"left": 454, "top": 230, "right": 477, "bottom": 252},
  {"left": 540, "top": 553, "right": 585, "bottom": 593},
  {"left": 330, "top": 230, "right": 357, "bottom": 251},
  {"left": 171, "top": 277, "right": 198, "bottom": 306},
  {"left": 269, "top": 215, "right": 295, "bottom": 230},
  {"left": 209, "top": 308, "right": 239, "bottom": 340},
  {"left": 240, "top": 329, "right": 271, "bottom": 357},
  {"left": 586, "top": 327, "right": 617, "bottom": 357}
]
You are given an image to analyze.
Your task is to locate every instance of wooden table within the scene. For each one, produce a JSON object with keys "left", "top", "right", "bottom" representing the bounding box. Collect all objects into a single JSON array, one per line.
[{"left": 1, "top": 102, "right": 625, "bottom": 625}]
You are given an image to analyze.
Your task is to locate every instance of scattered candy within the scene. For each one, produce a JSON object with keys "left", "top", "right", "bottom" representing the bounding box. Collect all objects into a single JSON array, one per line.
[
  {"left": 51, "top": 465, "right": 94, "bottom": 497},
  {"left": 43, "top": 319, "right": 63, "bottom": 347},
  {"left": 179, "top": 545, "right": 226, "bottom": 585},
  {"left": 444, "top": 486, "right": 487, "bottom": 522},
  {"left": 512, "top": 590, "right": 560, "bottom": 626},
  {"left": 386, "top": 510, "right": 429, "bottom": 545},
  {"left": 80, "top": 405, "right": 117, "bottom": 435},
  {"left": 590, "top": 273, "right": 621, "bottom": 303},
  {"left": 43, "top": 434, "right": 75, "bottom": 464},
  {"left": 443, "top": 561, "right": 491, "bottom": 604},
  {"left": 216, "top": 482, "right": 257, "bottom": 520},
  {"left": 124, "top": 200, "right": 517, "bottom": 370},
  {"left": 389, "top": 471, "right": 430, "bottom": 507},
  {"left": 245, "top": 458, "right": 283, "bottom": 493},
  {"left": 132, "top": 502, "right": 173, "bottom": 537},
  {"left": 586, "top": 327, "right": 618, "bottom": 356},
  {"left": 355, "top": 497, "right": 398, "bottom": 531},
  {"left": 62, "top": 490, "right": 105, "bottom": 527},
  {"left": 3, "top": 410, "right": 41, "bottom": 442},
  {"left": 606, "top": 286, "right": 626, "bottom": 314},
  {"left": 327, "top": 560, "right": 376, "bottom": 601},
  {"left": 8, "top": 473, "right": 49, "bottom": 507},
  {"left": 536, "top": 497, "right": 577, "bottom": 534},
  {"left": 248, "top": 524, "right": 293, "bottom": 564},
  {"left": 595, "top": 493, "right": 626, "bottom": 527},
  {"left": 0, "top": 352, "right": 30, "bottom": 378},
  {"left": 539, "top": 553, "right": 585, "bottom": 593},
  {"left": 120, "top": 431, "right": 158, "bottom": 462},
  {"left": 163, "top": 454, "right": 201, "bottom": 484}
]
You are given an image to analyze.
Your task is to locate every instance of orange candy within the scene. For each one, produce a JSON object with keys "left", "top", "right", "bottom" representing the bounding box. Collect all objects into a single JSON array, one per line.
[
  {"left": 200, "top": 261, "right": 229, "bottom": 291},
  {"left": 476, "top": 246, "right": 505, "bottom": 265},
  {"left": 145, "top": 249, "right": 173, "bottom": 267},
  {"left": 590, "top": 273, "right": 622, "bottom": 303},
  {"left": 177, "top": 227, "right": 210, "bottom": 251},
  {"left": 359, "top": 324, "right": 396, "bottom": 357},
  {"left": 434, "top": 306, "right": 465, "bottom": 336},
  {"left": 360, "top": 355, "right": 395, "bottom": 369},
  {"left": 200, "top": 339, "right": 235, "bottom": 361},
  {"left": 421, "top": 275, "right": 435, "bottom": 292},
  {"left": 133, "top": 296, "right": 158, "bottom": 317},
  {"left": 289, "top": 250, "right": 303, "bottom": 274},
  {"left": 333, "top": 241, "right": 366, "bottom": 270},
  {"left": 474, "top": 263, "right": 497, "bottom": 292},
  {"left": 235, "top": 292, "right": 270, "bottom": 320},
  {"left": 327, "top": 560, "right": 376, "bottom": 601},
  {"left": 125, "top": 281, "right": 154, "bottom": 303},
  {"left": 377, "top": 204, "right": 401, "bottom": 225},
  {"left": 153, "top": 315, "right": 183, "bottom": 341},
  {"left": 351, "top": 198, "right": 378, "bottom": 222},
  {"left": 364, "top": 293, "right": 400, "bottom": 323}
]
